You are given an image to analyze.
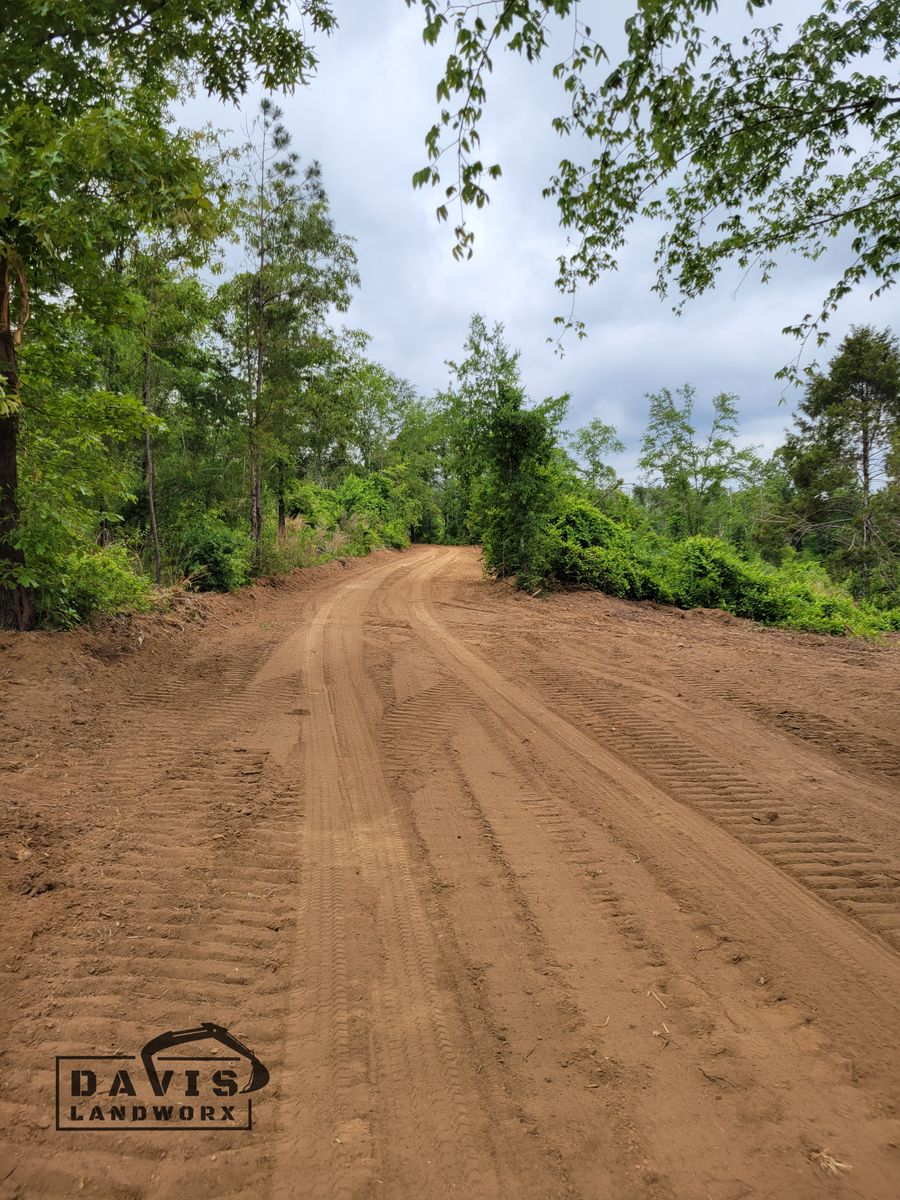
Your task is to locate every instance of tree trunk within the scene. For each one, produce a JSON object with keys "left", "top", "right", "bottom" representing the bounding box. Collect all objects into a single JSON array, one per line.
[
  {"left": 249, "top": 421, "right": 262, "bottom": 566},
  {"left": 142, "top": 348, "right": 162, "bottom": 585},
  {"left": 860, "top": 417, "right": 871, "bottom": 598},
  {"left": 0, "top": 251, "right": 34, "bottom": 630},
  {"left": 277, "top": 461, "right": 286, "bottom": 544},
  {"left": 250, "top": 123, "right": 266, "bottom": 570}
]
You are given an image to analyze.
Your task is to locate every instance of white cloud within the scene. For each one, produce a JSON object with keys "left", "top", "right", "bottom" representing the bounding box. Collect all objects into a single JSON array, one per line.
[{"left": 182, "top": 0, "right": 899, "bottom": 472}]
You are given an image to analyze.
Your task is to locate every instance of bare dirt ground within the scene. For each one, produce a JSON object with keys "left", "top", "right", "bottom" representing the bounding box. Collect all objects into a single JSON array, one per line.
[{"left": 1, "top": 544, "right": 899, "bottom": 1200}]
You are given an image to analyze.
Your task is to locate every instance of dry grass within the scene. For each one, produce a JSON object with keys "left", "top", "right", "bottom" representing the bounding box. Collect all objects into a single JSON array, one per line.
[{"left": 808, "top": 1148, "right": 852, "bottom": 1176}]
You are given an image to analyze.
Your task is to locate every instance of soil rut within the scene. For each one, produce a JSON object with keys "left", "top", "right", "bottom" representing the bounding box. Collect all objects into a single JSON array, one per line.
[{"left": 1, "top": 545, "right": 898, "bottom": 1199}]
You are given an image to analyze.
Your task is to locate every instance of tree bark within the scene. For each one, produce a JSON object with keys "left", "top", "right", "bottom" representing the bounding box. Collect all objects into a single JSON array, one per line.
[
  {"left": 0, "top": 250, "right": 34, "bottom": 630},
  {"left": 277, "top": 460, "right": 286, "bottom": 544},
  {"left": 859, "top": 399, "right": 871, "bottom": 598},
  {"left": 143, "top": 348, "right": 162, "bottom": 585},
  {"left": 249, "top": 127, "right": 267, "bottom": 570},
  {"left": 250, "top": 424, "right": 262, "bottom": 562}
]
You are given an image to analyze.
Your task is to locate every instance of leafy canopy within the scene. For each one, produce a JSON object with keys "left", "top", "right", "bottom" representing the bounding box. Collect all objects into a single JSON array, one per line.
[
  {"left": 409, "top": 1, "right": 900, "bottom": 368},
  {"left": 781, "top": 325, "right": 900, "bottom": 597},
  {"left": 3, "top": 1, "right": 337, "bottom": 109},
  {"left": 639, "top": 385, "right": 761, "bottom": 537}
]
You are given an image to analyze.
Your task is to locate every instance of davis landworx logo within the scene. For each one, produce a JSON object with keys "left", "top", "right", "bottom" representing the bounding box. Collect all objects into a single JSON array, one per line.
[{"left": 56, "top": 1022, "right": 270, "bottom": 1131}]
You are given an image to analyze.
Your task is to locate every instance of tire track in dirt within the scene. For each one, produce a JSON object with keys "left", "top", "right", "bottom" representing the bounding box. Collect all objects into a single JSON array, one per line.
[
  {"left": 494, "top": 662, "right": 900, "bottom": 950},
  {"left": 381, "top": 680, "right": 465, "bottom": 779},
  {"left": 2, "top": 648, "right": 310, "bottom": 1197},
  {"left": 655, "top": 646, "right": 900, "bottom": 801},
  {"left": 500, "top": 628, "right": 900, "bottom": 859},
  {"left": 4, "top": 546, "right": 899, "bottom": 1199},
  {"left": 272, "top": 552, "right": 506, "bottom": 1200},
  {"left": 712, "top": 693, "right": 900, "bottom": 783},
  {"left": 410, "top": 554, "right": 900, "bottom": 1007},
  {"left": 398, "top": 548, "right": 900, "bottom": 1197},
  {"left": 379, "top": 703, "right": 641, "bottom": 1196},
  {"left": 367, "top": 559, "right": 642, "bottom": 1197},
  {"left": 1, "top": 566, "right": 393, "bottom": 1199}
]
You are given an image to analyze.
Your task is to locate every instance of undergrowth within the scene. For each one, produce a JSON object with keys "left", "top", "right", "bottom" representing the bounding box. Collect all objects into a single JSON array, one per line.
[{"left": 541, "top": 495, "right": 899, "bottom": 637}]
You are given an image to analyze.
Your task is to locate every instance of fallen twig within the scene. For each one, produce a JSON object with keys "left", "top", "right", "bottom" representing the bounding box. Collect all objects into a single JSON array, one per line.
[
  {"left": 699, "top": 1067, "right": 737, "bottom": 1089},
  {"left": 693, "top": 941, "right": 721, "bottom": 959}
]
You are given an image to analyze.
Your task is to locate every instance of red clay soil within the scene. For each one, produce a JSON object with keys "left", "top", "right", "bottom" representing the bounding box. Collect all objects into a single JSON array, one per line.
[{"left": 1, "top": 545, "right": 898, "bottom": 1199}]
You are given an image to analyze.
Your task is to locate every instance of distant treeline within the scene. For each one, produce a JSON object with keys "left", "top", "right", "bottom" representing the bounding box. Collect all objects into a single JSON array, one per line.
[
  {"left": 450, "top": 318, "right": 900, "bottom": 638},
  {"left": 3, "top": 95, "right": 898, "bottom": 634}
]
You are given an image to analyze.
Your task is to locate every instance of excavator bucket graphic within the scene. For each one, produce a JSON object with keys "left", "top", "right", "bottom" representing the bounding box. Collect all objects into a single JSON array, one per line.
[{"left": 140, "top": 1023, "right": 270, "bottom": 1097}]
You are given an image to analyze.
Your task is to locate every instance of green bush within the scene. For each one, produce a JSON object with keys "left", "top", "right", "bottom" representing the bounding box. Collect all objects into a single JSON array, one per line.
[
  {"left": 662, "top": 537, "right": 785, "bottom": 621},
  {"left": 286, "top": 480, "right": 339, "bottom": 530},
  {"left": 563, "top": 543, "right": 647, "bottom": 599},
  {"left": 540, "top": 503, "right": 897, "bottom": 637},
  {"left": 775, "top": 586, "right": 896, "bottom": 636},
  {"left": 660, "top": 537, "right": 900, "bottom": 635},
  {"left": 36, "top": 544, "right": 152, "bottom": 628},
  {"left": 254, "top": 524, "right": 319, "bottom": 577},
  {"left": 176, "top": 513, "right": 252, "bottom": 592},
  {"left": 332, "top": 470, "right": 418, "bottom": 554},
  {"left": 553, "top": 497, "right": 622, "bottom": 549},
  {"left": 380, "top": 518, "right": 411, "bottom": 549},
  {"left": 279, "top": 472, "right": 418, "bottom": 564},
  {"left": 546, "top": 497, "right": 663, "bottom": 600},
  {"left": 341, "top": 513, "right": 380, "bottom": 556},
  {"left": 336, "top": 473, "right": 386, "bottom": 521}
]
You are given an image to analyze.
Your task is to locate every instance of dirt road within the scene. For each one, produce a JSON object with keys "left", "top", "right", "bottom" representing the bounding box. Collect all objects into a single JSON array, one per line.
[{"left": 2, "top": 545, "right": 899, "bottom": 1199}]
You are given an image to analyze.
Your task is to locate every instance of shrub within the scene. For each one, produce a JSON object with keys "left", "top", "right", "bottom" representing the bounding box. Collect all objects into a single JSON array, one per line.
[
  {"left": 553, "top": 496, "right": 622, "bottom": 549},
  {"left": 36, "top": 544, "right": 152, "bottom": 628},
  {"left": 380, "top": 519, "right": 411, "bottom": 549},
  {"left": 566, "top": 543, "right": 647, "bottom": 598},
  {"left": 336, "top": 473, "right": 386, "bottom": 521},
  {"left": 540, "top": 503, "right": 897, "bottom": 637},
  {"left": 286, "top": 481, "right": 339, "bottom": 529},
  {"left": 176, "top": 514, "right": 252, "bottom": 592},
  {"left": 662, "top": 537, "right": 787, "bottom": 621},
  {"left": 255, "top": 519, "right": 320, "bottom": 576},
  {"left": 341, "top": 512, "right": 380, "bottom": 557},
  {"left": 660, "top": 536, "right": 899, "bottom": 635},
  {"left": 546, "top": 497, "right": 662, "bottom": 600}
]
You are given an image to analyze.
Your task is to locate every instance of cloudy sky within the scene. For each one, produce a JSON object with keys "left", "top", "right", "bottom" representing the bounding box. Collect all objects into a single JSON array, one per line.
[{"left": 190, "top": 1, "right": 896, "bottom": 481}]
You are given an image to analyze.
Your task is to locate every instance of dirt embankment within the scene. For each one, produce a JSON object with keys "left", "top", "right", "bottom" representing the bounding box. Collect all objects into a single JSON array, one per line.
[{"left": 2, "top": 545, "right": 898, "bottom": 1199}]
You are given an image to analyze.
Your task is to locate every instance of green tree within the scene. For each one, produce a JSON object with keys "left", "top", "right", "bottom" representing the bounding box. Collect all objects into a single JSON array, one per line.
[
  {"left": 289, "top": 330, "right": 368, "bottom": 489},
  {"left": 348, "top": 361, "right": 419, "bottom": 476},
  {"left": 782, "top": 325, "right": 900, "bottom": 599},
  {"left": 477, "top": 383, "right": 566, "bottom": 585},
  {"left": 0, "top": 85, "right": 220, "bottom": 625},
  {"left": 442, "top": 314, "right": 521, "bottom": 541},
  {"left": 390, "top": 397, "right": 447, "bottom": 542},
  {"left": 2, "top": 3, "right": 335, "bottom": 111},
  {"left": 638, "top": 385, "right": 760, "bottom": 538},
  {"left": 15, "top": 306, "right": 151, "bottom": 624},
  {"left": 570, "top": 417, "right": 625, "bottom": 497},
  {"left": 221, "top": 101, "right": 357, "bottom": 561},
  {"left": 720, "top": 455, "right": 797, "bottom": 562},
  {"left": 2, "top": 1, "right": 336, "bottom": 627},
  {"left": 121, "top": 246, "right": 221, "bottom": 583},
  {"left": 412, "top": 2, "right": 900, "bottom": 361}
]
